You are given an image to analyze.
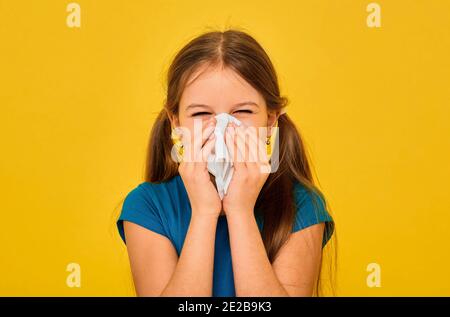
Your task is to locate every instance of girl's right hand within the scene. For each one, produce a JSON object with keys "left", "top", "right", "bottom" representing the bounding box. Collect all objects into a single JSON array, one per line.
[{"left": 178, "top": 117, "right": 222, "bottom": 218}]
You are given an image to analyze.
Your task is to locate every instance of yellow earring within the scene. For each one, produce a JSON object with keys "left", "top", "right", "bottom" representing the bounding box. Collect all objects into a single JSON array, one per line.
[
  {"left": 267, "top": 120, "right": 279, "bottom": 158},
  {"left": 171, "top": 127, "right": 184, "bottom": 161}
]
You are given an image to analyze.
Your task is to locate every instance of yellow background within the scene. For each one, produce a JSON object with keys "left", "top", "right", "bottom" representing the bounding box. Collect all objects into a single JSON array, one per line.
[{"left": 1, "top": 0, "right": 449, "bottom": 296}]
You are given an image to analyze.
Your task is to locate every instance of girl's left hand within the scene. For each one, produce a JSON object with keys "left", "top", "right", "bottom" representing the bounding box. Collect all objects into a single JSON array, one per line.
[{"left": 222, "top": 122, "right": 272, "bottom": 217}]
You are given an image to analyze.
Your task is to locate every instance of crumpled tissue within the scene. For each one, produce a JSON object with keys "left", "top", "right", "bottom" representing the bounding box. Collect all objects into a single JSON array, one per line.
[{"left": 207, "top": 113, "right": 243, "bottom": 200}]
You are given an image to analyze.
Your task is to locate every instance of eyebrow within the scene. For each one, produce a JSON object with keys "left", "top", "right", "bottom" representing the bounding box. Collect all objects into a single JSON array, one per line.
[{"left": 186, "top": 101, "right": 259, "bottom": 110}]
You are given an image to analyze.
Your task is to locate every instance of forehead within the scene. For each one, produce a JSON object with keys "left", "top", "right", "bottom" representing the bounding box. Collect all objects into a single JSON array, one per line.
[{"left": 180, "top": 64, "right": 264, "bottom": 107}]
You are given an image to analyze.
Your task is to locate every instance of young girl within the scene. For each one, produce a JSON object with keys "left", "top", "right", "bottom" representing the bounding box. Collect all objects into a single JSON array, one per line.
[{"left": 116, "top": 29, "right": 335, "bottom": 297}]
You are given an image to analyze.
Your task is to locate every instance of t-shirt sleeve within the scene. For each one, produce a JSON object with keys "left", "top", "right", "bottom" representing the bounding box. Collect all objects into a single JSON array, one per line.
[
  {"left": 292, "top": 184, "right": 335, "bottom": 248},
  {"left": 116, "top": 183, "right": 170, "bottom": 244}
]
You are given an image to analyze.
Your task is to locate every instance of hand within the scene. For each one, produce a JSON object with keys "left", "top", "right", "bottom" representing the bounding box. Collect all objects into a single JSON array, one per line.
[
  {"left": 222, "top": 123, "right": 271, "bottom": 217},
  {"left": 178, "top": 117, "right": 222, "bottom": 218}
]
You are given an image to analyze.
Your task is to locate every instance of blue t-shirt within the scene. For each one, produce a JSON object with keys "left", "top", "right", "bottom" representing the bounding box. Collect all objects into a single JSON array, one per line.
[{"left": 116, "top": 174, "right": 334, "bottom": 297}]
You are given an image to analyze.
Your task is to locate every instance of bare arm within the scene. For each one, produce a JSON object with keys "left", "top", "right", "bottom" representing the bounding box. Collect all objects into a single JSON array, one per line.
[
  {"left": 272, "top": 222, "right": 324, "bottom": 296},
  {"left": 123, "top": 213, "right": 218, "bottom": 296},
  {"left": 226, "top": 211, "right": 324, "bottom": 297}
]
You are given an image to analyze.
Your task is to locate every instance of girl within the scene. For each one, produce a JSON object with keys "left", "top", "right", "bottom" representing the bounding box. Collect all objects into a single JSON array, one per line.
[{"left": 117, "top": 29, "right": 335, "bottom": 297}]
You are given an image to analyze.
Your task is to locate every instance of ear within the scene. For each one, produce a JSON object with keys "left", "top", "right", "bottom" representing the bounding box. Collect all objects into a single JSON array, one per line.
[
  {"left": 267, "top": 109, "right": 282, "bottom": 136},
  {"left": 167, "top": 110, "right": 180, "bottom": 129}
]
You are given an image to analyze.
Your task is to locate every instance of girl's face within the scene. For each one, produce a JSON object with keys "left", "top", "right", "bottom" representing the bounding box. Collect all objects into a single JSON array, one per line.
[{"left": 171, "top": 64, "right": 278, "bottom": 137}]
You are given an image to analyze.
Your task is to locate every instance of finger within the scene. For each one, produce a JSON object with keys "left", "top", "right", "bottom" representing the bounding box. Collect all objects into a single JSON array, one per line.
[
  {"left": 225, "top": 125, "right": 245, "bottom": 171},
  {"left": 249, "top": 127, "right": 271, "bottom": 174},
  {"left": 179, "top": 125, "right": 195, "bottom": 163},
  {"left": 257, "top": 129, "right": 272, "bottom": 174},
  {"left": 235, "top": 126, "right": 251, "bottom": 165},
  {"left": 193, "top": 117, "right": 216, "bottom": 161},
  {"left": 201, "top": 132, "right": 216, "bottom": 163},
  {"left": 238, "top": 126, "right": 270, "bottom": 176},
  {"left": 234, "top": 124, "right": 248, "bottom": 168},
  {"left": 246, "top": 126, "right": 270, "bottom": 165},
  {"left": 244, "top": 126, "right": 260, "bottom": 163}
]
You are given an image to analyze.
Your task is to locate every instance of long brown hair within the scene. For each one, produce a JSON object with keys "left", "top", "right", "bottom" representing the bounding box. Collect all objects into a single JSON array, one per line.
[{"left": 144, "top": 29, "right": 336, "bottom": 296}]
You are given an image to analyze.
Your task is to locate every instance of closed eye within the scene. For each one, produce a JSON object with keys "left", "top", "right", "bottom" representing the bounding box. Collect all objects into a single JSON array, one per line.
[
  {"left": 192, "top": 110, "right": 252, "bottom": 116},
  {"left": 192, "top": 112, "right": 212, "bottom": 117}
]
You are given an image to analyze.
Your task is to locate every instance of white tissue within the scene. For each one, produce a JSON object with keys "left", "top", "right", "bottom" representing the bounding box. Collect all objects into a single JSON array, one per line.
[{"left": 207, "top": 113, "right": 242, "bottom": 200}]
